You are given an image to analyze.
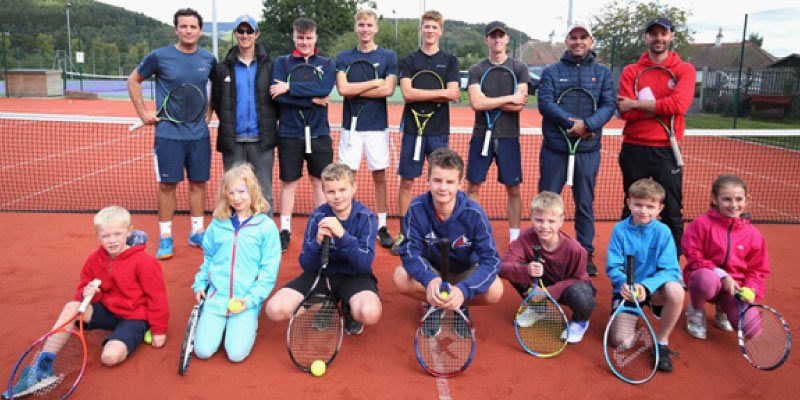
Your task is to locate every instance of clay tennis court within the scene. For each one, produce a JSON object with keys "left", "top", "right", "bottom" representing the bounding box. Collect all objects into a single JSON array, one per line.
[{"left": 0, "top": 98, "right": 797, "bottom": 399}]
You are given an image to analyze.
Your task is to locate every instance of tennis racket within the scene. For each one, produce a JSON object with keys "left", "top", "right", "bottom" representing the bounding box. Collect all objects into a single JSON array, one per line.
[
  {"left": 633, "top": 65, "right": 684, "bottom": 167},
  {"left": 5, "top": 279, "right": 101, "bottom": 400},
  {"left": 409, "top": 70, "right": 444, "bottom": 161},
  {"left": 129, "top": 83, "right": 206, "bottom": 131},
  {"left": 514, "top": 245, "right": 569, "bottom": 358},
  {"left": 734, "top": 290, "right": 792, "bottom": 370},
  {"left": 556, "top": 86, "right": 597, "bottom": 186},
  {"left": 288, "top": 63, "right": 324, "bottom": 154},
  {"left": 287, "top": 237, "right": 343, "bottom": 372},
  {"left": 178, "top": 291, "right": 206, "bottom": 376},
  {"left": 345, "top": 59, "right": 379, "bottom": 145},
  {"left": 603, "top": 255, "right": 658, "bottom": 384},
  {"left": 414, "top": 238, "right": 476, "bottom": 377},
  {"left": 479, "top": 65, "right": 517, "bottom": 157}
]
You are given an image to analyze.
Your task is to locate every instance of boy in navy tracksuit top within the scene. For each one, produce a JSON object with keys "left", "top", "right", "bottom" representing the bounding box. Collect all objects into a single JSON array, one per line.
[
  {"left": 392, "top": 148, "right": 503, "bottom": 335},
  {"left": 270, "top": 17, "right": 336, "bottom": 253}
]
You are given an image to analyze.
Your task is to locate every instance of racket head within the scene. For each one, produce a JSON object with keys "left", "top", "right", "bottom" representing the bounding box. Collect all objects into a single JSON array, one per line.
[
  {"left": 514, "top": 281, "right": 569, "bottom": 358},
  {"left": 737, "top": 302, "right": 792, "bottom": 370},
  {"left": 286, "top": 292, "right": 344, "bottom": 372},
  {"left": 633, "top": 65, "right": 677, "bottom": 95},
  {"left": 345, "top": 59, "right": 378, "bottom": 84},
  {"left": 178, "top": 298, "right": 204, "bottom": 376},
  {"left": 556, "top": 86, "right": 597, "bottom": 121},
  {"left": 7, "top": 322, "right": 87, "bottom": 399},
  {"left": 163, "top": 83, "right": 206, "bottom": 124},
  {"left": 414, "top": 306, "right": 476, "bottom": 377},
  {"left": 410, "top": 70, "right": 444, "bottom": 115},
  {"left": 480, "top": 65, "right": 518, "bottom": 99},
  {"left": 603, "top": 299, "right": 659, "bottom": 384},
  {"left": 288, "top": 63, "right": 322, "bottom": 84}
]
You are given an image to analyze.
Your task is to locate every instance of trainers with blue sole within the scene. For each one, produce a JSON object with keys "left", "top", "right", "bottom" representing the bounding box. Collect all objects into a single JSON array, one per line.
[
  {"left": 188, "top": 232, "right": 204, "bottom": 248},
  {"left": 156, "top": 237, "right": 174, "bottom": 260}
]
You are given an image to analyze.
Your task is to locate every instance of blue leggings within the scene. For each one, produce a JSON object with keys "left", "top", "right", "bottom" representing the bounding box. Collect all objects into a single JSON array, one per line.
[{"left": 194, "top": 308, "right": 259, "bottom": 363}]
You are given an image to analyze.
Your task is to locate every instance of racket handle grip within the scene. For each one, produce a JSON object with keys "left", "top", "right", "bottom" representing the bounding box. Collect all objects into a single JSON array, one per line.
[
  {"left": 349, "top": 117, "right": 358, "bottom": 145},
  {"left": 566, "top": 154, "right": 575, "bottom": 186},
  {"left": 413, "top": 135, "right": 422, "bottom": 161},
  {"left": 320, "top": 236, "right": 332, "bottom": 265},
  {"left": 669, "top": 136, "right": 684, "bottom": 167},
  {"left": 79, "top": 279, "right": 102, "bottom": 313},
  {"left": 304, "top": 126, "right": 312, "bottom": 154},
  {"left": 481, "top": 130, "right": 492, "bottom": 157},
  {"left": 129, "top": 121, "right": 144, "bottom": 132}
]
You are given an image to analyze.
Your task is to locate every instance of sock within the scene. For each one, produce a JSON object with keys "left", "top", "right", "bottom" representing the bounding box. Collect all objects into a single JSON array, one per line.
[
  {"left": 378, "top": 212, "right": 387, "bottom": 228},
  {"left": 573, "top": 320, "right": 588, "bottom": 328},
  {"left": 509, "top": 228, "right": 520, "bottom": 241},
  {"left": 159, "top": 221, "right": 172, "bottom": 238},
  {"left": 191, "top": 216, "right": 204, "bottom": 234},
  {"left": 658, "top": 340, "right": 669, "bottom": 346},
  {"left": 280, "top": 215, "right": 291, "bottom": 232}
]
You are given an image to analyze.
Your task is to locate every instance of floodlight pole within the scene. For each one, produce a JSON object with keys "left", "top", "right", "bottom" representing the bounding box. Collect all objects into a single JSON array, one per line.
[{"left": 66, "top": 2, "right": 72, "bottom": 72}]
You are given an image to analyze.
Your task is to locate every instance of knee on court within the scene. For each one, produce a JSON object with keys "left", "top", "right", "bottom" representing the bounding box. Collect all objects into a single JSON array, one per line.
[
  {"left": 100, "top": 340, "right": 128, "bottom": 366},
  {"left": 392, "top": 265, "right": 414, "bottom": 293}
]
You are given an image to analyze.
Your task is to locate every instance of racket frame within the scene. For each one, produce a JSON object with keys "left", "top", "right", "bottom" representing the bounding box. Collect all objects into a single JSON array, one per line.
[
  {"left": 287, "top": 63, "right": 323, "bottom": 154},
  {"left": 345, "top": 60, "right": 379, "bottom": 145},
  {"left": 556, "top": 86, "right": 597, "bottom": 186},
  {"left": 129, "top": 83, "right": 206, "bottom": 132},
  {"left": 734, "top": 291, "right": 792, "bottom": 370},
  {"left": 479, "top": 65, "right": 518, "bottom": 157},
  {"left": 178, "top": 294, "right": 205, "bottom": 376},
  {"left": 409, "top": 70, "right": 444, "bottom": 161},
  {"left": 633, "top": 65, "right": 684, "bottom": 167}
]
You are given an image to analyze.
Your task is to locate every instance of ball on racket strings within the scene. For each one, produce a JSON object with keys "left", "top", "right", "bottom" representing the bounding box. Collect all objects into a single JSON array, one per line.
[
  {"left": 143, "top": 329, "right": 153, "bottom": 344},
  {"left": 740, "top": 287, "right": 755, "bottom": 302},
  {"left": 440, "top": 290, "right": 449, "bottom": 300},
  {"left": 228, "top": 298, "right": 245, "bottom": 313},
  {"left": 310, "top": 360, "right": 326, "bottom": 377}
]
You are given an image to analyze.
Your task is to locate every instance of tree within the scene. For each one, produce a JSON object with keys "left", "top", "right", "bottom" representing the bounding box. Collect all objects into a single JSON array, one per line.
[
  {"left": 747, "top": 32, "right": 763, "bottom": 48},
  {"left": 260, "top": 0, "right": 376, "bottom": 57},
  {"left": 590, "top": 0, "right": 693, "bottom": 69}
]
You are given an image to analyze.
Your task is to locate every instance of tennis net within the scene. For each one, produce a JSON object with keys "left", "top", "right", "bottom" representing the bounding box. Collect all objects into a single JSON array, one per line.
[{"left": 1, "top": 113, "right": 798, "bottom": 223}]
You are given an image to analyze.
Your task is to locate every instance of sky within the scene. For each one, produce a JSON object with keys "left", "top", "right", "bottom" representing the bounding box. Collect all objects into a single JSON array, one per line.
[{"left": 98, "top": 0, "right": 798, "bottom": 58}]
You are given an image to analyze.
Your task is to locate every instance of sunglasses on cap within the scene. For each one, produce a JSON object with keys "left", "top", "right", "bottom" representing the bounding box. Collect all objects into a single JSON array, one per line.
[{"left": 236, "top": 28, "right": 255, "bottom": 35}]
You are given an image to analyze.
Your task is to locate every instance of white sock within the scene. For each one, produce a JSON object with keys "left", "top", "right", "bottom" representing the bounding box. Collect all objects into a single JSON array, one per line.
[
  {"left": 378, "top": 213, "right": 387, "bottom": 227},
  {"left": 191, "top": 217, "right": 204, "bottom": 234},
  {"left": 159, "top": 221, "right": 172, "bottom": 238},
  {"left": 509, "top": 228, "right": 520, "bottom": 241},
  {"left": 658, "top": 340, "right": 668, "bottom": 346},
  {"left": 281, "top": 215, "right": 291, "bottom": 232}
]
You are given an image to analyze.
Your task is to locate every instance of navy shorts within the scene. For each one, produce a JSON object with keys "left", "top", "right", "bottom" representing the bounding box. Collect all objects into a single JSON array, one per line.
[
  {"left": 611, "top": 292, "right": 663, "bottom": 319},
  {"left": 84, "top": 302, "right": 149, "bottom": 354},
  {"left": 154, "top": 137, "right": 211, "bottom": 183},
  {"left": 277, "top": 136, "right": 333, "bottom": 182},
  {"left": 283, "top": 270, "right": 379, "bottom": 303},
  {"left": 397, "top": 133, "right": 449, "bottom": 178},
  {"left": 466, "top": 136, "right": 522, "bottom": 185}
]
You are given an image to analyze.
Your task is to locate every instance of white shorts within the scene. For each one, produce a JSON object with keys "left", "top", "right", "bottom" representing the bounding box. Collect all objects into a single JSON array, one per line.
[{"left": 338, "top": 129, "right": 391, "bottom": 171}]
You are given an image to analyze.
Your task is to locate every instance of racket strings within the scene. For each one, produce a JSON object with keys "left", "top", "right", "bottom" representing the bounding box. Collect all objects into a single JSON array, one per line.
[
  {"left": 164, "top": 85, "right": 205, "bottom": 123},
  {"left": 741, "top": 307, "right": 790, "bottom": 368},
  {"left": 606, "top": 313, "right": 656, "bottom": 381},
  {"left": 288, "top": 297, "right": 342, "bottom": 368},
  {"left": 416, "top": 310, "right": 473, "bottom": 375},
  {"left": 516, "top": 294, "right": 567, "bottom": 354},
  {"left": 481, "top": 69, "right": 517, "bottom": 97},
  {"left": 11, "top": 331, "right": 84, "bottom": 399}
]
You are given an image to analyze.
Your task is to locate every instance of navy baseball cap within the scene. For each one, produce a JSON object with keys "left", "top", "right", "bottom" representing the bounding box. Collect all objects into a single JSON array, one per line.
[
  {"left": 234, "top": 14, "right": 258, "bottom": 31},
  {"left": 485, "top": 21, "right": 508, "bottom": 36},
  {"left": 645, "top": 17, "right": 672, "bottom": 33}
]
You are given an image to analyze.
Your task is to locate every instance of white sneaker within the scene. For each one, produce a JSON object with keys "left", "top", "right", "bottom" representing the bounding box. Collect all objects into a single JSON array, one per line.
[
  {"left": 686, "top": 305, "right": 707, "bottom": 339},
  {"left": 561, "top": 321, "right": 589, "bottom": 343},
  {"left": 714, "top": 307, "right": 734, "bottom": 332},
  {"left": 515, "top": 306, "right": 544, "bottom": 328}
]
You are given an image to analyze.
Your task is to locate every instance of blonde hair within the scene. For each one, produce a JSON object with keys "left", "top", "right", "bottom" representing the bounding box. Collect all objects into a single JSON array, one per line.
[
  {"left": 628, "top": 178, "right": 665, "bottom": 203},
  {"left": 355, "top": 9, "right": 378, "bottom": 23},
  {"left": 321, "top": 163, "right": 356, "bottom": 186},
  {"left": 421, "top": 10, "right": 444, "bottom": 28},
  {"left": 94, "top": 205, "right": 132, "bottom": 228},
  {"left": 212, "top": 163, "right": 269, "bottom": 220},
  {"left": 530, "top": 191, "right": 564, "bottom": 215}
]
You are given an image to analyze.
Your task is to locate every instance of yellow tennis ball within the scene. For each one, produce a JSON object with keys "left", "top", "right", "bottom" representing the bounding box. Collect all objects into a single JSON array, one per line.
[
  {"left": 310, "top": 359, "right": 326, "bottom": 377},
  {"left": 143, "top": 329, "right": 152, "bottom": 344},
  {"left": 740, "top": 287, "right": 755, "bottom": 302},
  {"left": 228, "top": 298, "right": 244, "bottom": 312},
  {"left": 440, "top": 291, "right": 449, "bottom": 300}
]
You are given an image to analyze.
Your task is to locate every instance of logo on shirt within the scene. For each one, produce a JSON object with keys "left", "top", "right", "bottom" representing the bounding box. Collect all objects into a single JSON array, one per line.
[
  {"left": 224, "top": 75, "right": 231, "bottom": 82},
  {"left": 667, "top": 79, "right": 676, "bottom": 89},
  {"left": 452, "top": 235, "right": 472, "bottom": 249}
]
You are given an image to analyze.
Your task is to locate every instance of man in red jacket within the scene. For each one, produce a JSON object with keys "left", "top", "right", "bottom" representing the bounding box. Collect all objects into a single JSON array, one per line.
[{"left": 617, "top": 17, "right": 696, "bottom": 254}]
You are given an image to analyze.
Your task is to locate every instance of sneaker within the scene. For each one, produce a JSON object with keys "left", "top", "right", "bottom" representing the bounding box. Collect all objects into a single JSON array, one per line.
[
  {"left": 714, "top": 306, "right": 734, "bottom": 332},
  {"left": 586, "top": 251, "right": 598, "bottom": 277},
  {"left": 188, "top": 231, "right": 204, "bottom": 248},
  {"left": 421, "top": 305, "right": 443, "bottom": 338},
  {"left": 515, "top": 306, "right": 545, "bottom": 328},
  {"left": 126, "top": 230, "right": 148, "bottom": 246},
  {"left": 3, "top": 365, "right": 60, "bottom": 399},
  {"left": 312, "top": 301, "right": 336, "bottom": 331},
  {"left": 562, "top": 320, "right": 590, "bottom": 344},
  {"left": 390, "top": 233, "right": 405, "bottom": 256},
  {"left": 280, "top": 230, "right": 291, "bottom": 253},
  {"left": 657, "top": 344, "right": 677, "bottom": 372},
  {"left": 454, "top": 306, "right": 473, "bottom": 338},
  {"left": 156, "top": 236, "right": 174, "bottom": 260},
  {"left": 686, "top": 305, "right": 707, "bottom": 339},
  {"left": 343, "top": 304, "right": 364, "bottom": 336},
  {"left": 377, "top": 226, "right": 393, "bottom": 249}
]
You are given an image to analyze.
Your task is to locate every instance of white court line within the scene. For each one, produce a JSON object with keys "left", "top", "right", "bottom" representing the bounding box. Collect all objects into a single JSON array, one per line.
[{"left": 1, "top": 153, "right": 150, "bottom": 209}]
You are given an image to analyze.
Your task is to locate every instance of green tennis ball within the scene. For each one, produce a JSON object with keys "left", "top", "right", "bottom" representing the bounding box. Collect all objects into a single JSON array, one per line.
[
  {"left": 740, "top": 287, "right": 755, "bottom": 302},
  {"left": 143, "top": 329, "right": 152, "bottom": 344},
  {"left": 310, "top": 359, "right": 326, "bottom": 377}
]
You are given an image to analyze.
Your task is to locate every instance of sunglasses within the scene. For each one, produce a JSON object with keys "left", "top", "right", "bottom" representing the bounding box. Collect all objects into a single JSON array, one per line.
[{"left": 236, "top": 28, "right": 255, "bottom": 35}]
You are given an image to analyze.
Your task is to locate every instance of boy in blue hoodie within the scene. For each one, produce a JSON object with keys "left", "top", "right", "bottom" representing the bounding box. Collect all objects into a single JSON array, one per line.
[
  {"left": 392, "top": 148, "right": 503, "bottom": 337},
  {"left": 606, "top": 178, "right": 684, "bottom": 372},
  {"left": 266, "top": 163, "right": 381, "bottom": 336}
]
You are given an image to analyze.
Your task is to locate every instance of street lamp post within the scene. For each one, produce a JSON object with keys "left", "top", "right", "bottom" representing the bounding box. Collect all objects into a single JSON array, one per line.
[
  {"left": 393, "top": 10, "right": 398, "bottom": 47},
  {"left": 2, "top": 31, "right": 9, "bottom": 98},
  {"left": 66, "top": 2, "right": 72, "bottom": 72}
]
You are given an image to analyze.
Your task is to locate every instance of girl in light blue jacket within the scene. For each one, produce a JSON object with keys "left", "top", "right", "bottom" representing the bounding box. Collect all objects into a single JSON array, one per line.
[{"left": 191, "top": 163, "right": 281, "bottom": 362}]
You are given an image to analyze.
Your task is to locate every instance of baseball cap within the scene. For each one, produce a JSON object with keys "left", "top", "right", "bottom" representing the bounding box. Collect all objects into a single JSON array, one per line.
[
  {"left": 645, "top": 17, "right": 672, "bottom": 33},
  {"left": 485, "top": 21, "right": 508, "bottom": 36},
  {"left": 566, "top": 22, "right": 593, "bottom": 38},
  {"left": 234, "top": 14, "right": 258, "bottom": 32}
]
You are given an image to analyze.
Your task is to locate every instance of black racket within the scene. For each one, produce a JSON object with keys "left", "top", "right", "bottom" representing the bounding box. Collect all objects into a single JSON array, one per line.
[
  {"left": 288, "top": 63, "right": 323, "bottom": 154},
  {"left": 287, "top": 237, "right": 343, "bottom": 372},
  {"left": 345, "top": 59, "right": 379, "bottom": 144},
  {"left": 478, "top": 65, "right": 517, "bottom": 157},
  {"left": 734, "top": 290, "right": 792, "bottom": 370},
  {"left": 130, "top": 83, "right": 206, "bottom": 131},
  {"left": 556, "top": 86, "right": 597, "bottom": 186},
  {"left": 409, "top": 70, "right": 444, "bottom": 161},
  {"left": 178, "top": 291, "right": 205, "bottom": 376},
  {"left": 633, "top": 65, "right": 684, "bottom": 167}
]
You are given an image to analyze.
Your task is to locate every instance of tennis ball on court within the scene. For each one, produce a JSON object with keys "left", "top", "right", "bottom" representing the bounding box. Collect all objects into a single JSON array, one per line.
[
  {"left": 143, "top": 329, "right": 152, "bottom": 344},
  {"left": 740, "top": 287, "right": 755, "bottom": 302},
  {"left": 310, "top": 360, "right": 326, "bottom": 377},
  {"left": 228, "top": 298, "right": 245, "bottom": 313}
]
